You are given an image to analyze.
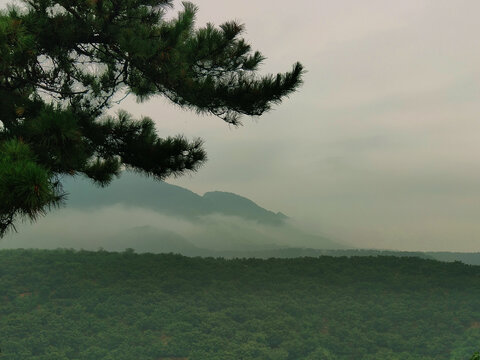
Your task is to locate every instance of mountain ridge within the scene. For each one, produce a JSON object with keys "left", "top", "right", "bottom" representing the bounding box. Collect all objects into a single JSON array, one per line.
[
  {"left": 64, "top": 173, "right": 289, "bottom": 225},
  {"left": 2, "top": 172, "right": 347, "bottom": 252}
]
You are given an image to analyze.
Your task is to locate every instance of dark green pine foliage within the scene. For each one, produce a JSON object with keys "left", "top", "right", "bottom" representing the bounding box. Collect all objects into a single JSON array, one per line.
[{"left": 0, "top": 0, "right": 304, "bottom": 236}]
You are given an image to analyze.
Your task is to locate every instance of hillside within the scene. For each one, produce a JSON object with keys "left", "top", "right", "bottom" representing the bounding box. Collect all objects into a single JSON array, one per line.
[
  {"left": 1, "top": 249, "right": 480, "bottom": 359},
  {"left": 1, "top": 172, "right": 346, "bottom": 252},
  {"left": 64, "top": 172, "right": 289, "bottom": 225}
]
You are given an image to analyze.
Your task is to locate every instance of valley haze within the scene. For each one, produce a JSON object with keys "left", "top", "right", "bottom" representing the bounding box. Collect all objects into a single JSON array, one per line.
[{"left": 1, "top": 172, "right": 347, "bottom": 254}]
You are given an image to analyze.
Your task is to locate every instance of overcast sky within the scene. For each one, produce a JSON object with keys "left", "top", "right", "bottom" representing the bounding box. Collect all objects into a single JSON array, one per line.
[{"left": 3, "top": 0, "right": 480, "bottom": 251}]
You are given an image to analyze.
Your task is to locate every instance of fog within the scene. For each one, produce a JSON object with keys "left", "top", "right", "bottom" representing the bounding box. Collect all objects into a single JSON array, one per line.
[{"left": 1, "top": 203, "right": 347, "bottom": 254}]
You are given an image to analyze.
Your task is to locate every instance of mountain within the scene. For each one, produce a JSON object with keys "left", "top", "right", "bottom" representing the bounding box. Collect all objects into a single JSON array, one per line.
[
  {"left": 6, "top": 173, "right": 480, "bottom": 262},
  {"left": 1, "top": 172, "right": 346, "bottom": 253},
  {"left": 64, "top": 172, "right": 289, "bottom": 225},
  {"left": 202, "top": 191, "right": 288, "bottom": 224}
]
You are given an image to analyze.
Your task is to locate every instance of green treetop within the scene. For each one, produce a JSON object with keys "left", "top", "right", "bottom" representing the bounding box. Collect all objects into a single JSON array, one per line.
[{"left": 0, "top": 0, "right": 303, "bottom": 236}]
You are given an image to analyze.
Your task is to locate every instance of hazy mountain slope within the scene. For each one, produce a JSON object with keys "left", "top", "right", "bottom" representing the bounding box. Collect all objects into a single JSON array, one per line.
[
  {"left": 1, "top": 172, "right": 346, "bottom": 252},
  {"left": 64, "top": 172, "right": 289, "bottom": 224},
  {"left": 109, "top": 215, "right": 344, "bottom": 253},
  {"left": 59, "top": 172, "right": 347, "bottom": 251},
  {"left": 64, "top": 173, "right": 209, "bottom": 218},
  {"left": 103, "top": 226, "right": 209, "bottom": 256},
  {"left": 202, "top": 191, "right": 288, "bottom": 224}
]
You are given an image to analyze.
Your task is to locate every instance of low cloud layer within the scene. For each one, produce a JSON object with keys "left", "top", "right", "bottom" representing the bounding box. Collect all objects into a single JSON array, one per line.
[{"left": 1, "top": 205, "right": 346, "bottom": 254}]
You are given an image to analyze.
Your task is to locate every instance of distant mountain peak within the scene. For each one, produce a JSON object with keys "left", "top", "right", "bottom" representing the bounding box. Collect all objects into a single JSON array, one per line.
[
  {"left": 65, "top": 173, "right": 287, "bottom": 224},
  {"left": 202, "top": 191, "right": 287, "bottom": 224},
  {"left": 24, "top": 172, "right": 348, "bottom": 253}
]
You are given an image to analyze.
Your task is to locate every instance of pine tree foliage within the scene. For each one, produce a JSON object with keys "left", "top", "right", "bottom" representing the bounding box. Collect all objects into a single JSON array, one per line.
[{"left": 0, "top": 0, "right": 304, "bottom": 236}]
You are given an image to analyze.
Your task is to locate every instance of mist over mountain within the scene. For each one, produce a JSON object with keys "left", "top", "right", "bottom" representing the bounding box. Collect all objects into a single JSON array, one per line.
[
  {"left": 1, "top": 172, "right": 346, "bottom": 253},
  {"left": 64, "top": 172, "right": 288, "bottom": 225},
  {"left": 202, "top": 191, "right": 288, "bottom": 224},
  {"left": 3, "top": 172, "right": 480, "bottom": 265}
]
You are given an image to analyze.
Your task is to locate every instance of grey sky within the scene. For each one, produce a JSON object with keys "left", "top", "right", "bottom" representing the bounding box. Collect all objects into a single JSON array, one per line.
[{"left": 3, "top": 0, "right": 480, "bottom": 251}]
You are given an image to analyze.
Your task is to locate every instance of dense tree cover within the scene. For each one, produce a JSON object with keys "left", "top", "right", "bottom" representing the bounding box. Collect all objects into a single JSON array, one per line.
[
  {"left": 0, "top": 0, "right": 303, "bottom": 236},
  {"left": 217, "top": 248, "right": 480, "bottom": 266},
  {"left": 1, "top": 249, "right": 480, "bottom": 359}
]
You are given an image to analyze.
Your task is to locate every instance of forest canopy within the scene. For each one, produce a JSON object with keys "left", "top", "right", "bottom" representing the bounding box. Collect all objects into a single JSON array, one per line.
[{"left": 1, "top": 249, "right": 480, "bottom": 359}]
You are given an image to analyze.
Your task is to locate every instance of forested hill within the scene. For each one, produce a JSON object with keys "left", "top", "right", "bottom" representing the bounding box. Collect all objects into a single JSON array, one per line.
[{"left": 1, "top": 249, "right": 480, "bottom": 360}]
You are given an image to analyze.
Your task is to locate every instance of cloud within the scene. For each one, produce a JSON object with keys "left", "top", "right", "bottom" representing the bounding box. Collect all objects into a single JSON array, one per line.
[{"left": 1, "top": 203, "right": 345, "bottom": 253}]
